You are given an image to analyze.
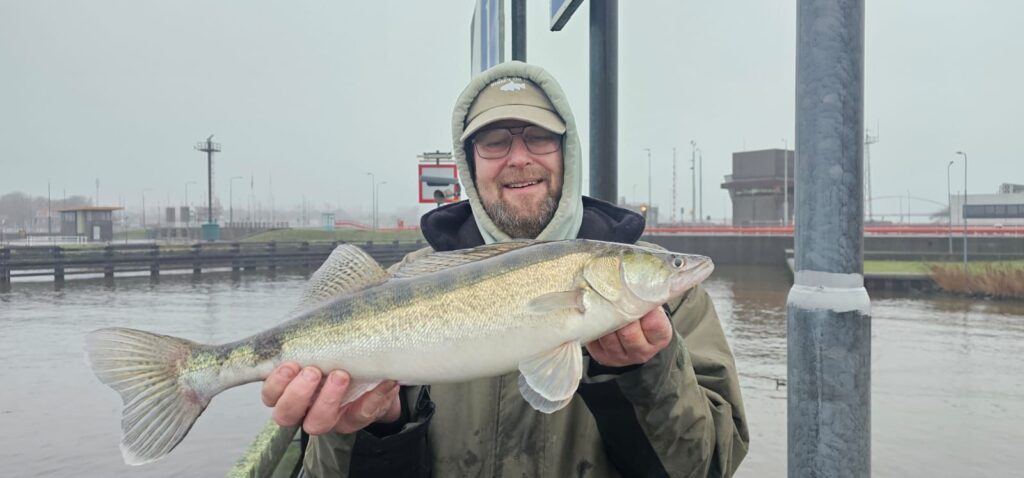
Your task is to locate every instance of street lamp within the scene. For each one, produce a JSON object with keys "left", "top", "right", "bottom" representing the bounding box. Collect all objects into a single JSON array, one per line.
[
  {"left": 229, "top": 176, "right": 244, "bottom": 226},
  {"left": 946, "top": 160, "right": 955, "bottom": 255},
  {"left": 689, "top": 141, "right": 696, "bottom": 223},
  {"left": 697, "top": 147, "right": 703, "bottom": 222},
  {"left": 956, "top": 151, "right": 968, "bottom": 274},
  {"left": 376, "top": 181, "right": 388, "bottom": 230},
  {"left": 644, "top": 148, "right": 652, "bottom": 224},
  {"left": 141, "top": 188, "right": 153, "bottom": 232},
  {"left": 365, "top": 172, "right": 376, "bottom": 230},
  {"left": 781, "top": 139, "right": 789, "bottom": 226},
  {"left": 185, "top": 181, "right": 197, "bottom": 228}
]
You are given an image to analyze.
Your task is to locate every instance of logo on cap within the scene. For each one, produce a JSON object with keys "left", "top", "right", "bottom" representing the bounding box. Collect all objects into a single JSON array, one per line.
[{"left": 500, "top": 80, "right": 527, "bottom": 92}]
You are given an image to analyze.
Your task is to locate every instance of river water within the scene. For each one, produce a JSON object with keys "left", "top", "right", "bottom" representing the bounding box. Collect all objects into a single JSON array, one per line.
[{"left": 1, "top": 266, "right": 1022, "bottom": 477}]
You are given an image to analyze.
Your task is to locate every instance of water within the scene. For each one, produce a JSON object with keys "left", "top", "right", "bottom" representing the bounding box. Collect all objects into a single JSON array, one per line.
[{"left": 1, "top": 266, "right": 1022, "bottom": 476}]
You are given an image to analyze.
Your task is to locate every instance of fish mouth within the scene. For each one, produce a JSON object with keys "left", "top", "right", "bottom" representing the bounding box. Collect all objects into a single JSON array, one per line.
[{"left": 670, "top": 255, "right": 715, "bottom": 295}]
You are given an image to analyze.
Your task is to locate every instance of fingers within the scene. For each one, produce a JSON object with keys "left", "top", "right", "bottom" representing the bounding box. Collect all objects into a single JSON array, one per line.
[
  {"left": 271, "top": 366, "right": 322, "bottom": 427},
  {"left": 262, "top": 362, "right": 300, "bottom": 407},
  {"left": 588, "top": 308, "right": 674, "bottom": 367},
  {"left": 639, "top": 308, "right": 674, "bottom": 347},
  {"left": 302, "top": 370, "right": 351, "bottom": 435},
  {"left": 335, "top": 381, "right": 400, "bottom": 434}
]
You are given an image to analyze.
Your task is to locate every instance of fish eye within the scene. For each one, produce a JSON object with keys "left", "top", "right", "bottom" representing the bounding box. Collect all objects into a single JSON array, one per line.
[{"left": 672, "top": 256, "right": 684, "bottom": 268}]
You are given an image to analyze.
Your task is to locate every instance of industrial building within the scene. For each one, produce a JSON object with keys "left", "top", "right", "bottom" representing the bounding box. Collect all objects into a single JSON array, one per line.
[
  {"left": 720, "top": 149, "right": 794, "bottom": 226},
  {"left": 949, "top": 183, "right": 1024, "bottom": 226}
]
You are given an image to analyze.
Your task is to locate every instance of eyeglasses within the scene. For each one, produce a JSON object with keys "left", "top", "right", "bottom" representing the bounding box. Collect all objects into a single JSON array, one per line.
[{"left": 472, "top": 126, "right": 562, "bottom": 160}]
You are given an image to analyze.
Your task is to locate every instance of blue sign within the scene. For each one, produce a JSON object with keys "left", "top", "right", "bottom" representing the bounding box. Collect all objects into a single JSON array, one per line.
[{"left": 550, "top": 0, "right": 584, "bottom": 31}]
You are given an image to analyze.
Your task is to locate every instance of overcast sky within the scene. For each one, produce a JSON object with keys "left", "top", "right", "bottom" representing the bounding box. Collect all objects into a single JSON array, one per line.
[{"left": 2, "top": 0, "right": 1021, "bottom": 223}]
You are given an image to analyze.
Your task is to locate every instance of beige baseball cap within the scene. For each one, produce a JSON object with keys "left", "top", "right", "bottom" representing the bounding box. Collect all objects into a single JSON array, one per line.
[{"left": 460, "top": 77, "right": 566, "bottom": 142}]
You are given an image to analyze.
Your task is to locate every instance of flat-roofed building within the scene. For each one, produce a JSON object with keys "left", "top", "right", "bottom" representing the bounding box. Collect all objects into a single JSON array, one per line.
[
  {"left": 58, "top": 206, "right": 123, "bottom": 241},
  {"left": 950, "top": 191, "right": 1024, "bottom": 226},
  {"left": 721, "top": 149, "right": 794, "bottom": 226}
]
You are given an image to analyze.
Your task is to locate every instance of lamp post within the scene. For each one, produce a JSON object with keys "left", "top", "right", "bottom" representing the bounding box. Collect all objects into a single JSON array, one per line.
[
  {"left": 689, "top": 141, "right": 697, "bottom": 223},
  {"left": 697, "top": 147, "right": 703, "bottom": 222},
  {"left": 947, "top": 160, "right": 954, "bottom": 255},
  {"left": 365, "top": 172, "right": 376, "bottom": 230},
  {"left": 185, "top": 181, "right": 197, "bottom": 228},
  {"left": 141, "top": 188, "right": 153, "bottom": 232},
  {"left": 781, "top": 138, "right": 789, "bottom": 226},
  {"left": 956, "top": 151, "right": 968, "bottom": 274},
  {"left": 644, "top": 148, "right": 652, "bottom": 224},
  {"left": 376, "top": 181, "right": 388, "bottom": 230},
  {"left": 229, "top": 176, "right": 243, "bottom": 226}
]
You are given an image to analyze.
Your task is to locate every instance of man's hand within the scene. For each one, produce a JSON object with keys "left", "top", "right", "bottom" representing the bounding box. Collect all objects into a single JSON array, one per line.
[
  {"left": 586, "top": 307, "right": 673, "bottom": 367},
  {"left": 261, "top": 363, "right": 402, "bottom": 435}
]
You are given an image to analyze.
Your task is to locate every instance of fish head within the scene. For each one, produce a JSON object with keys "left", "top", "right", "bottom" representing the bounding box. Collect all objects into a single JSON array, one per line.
[{"left": 584, "top": 244, "right": 714, "bottom": 317}]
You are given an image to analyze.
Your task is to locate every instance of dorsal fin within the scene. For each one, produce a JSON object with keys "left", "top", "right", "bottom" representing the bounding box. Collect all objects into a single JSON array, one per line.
[
  {"left": 390, "top": 241, "right": 535, "bottom": 279},
  {"left": 292, "top": 244, "right": 389, "bottom": 312}
]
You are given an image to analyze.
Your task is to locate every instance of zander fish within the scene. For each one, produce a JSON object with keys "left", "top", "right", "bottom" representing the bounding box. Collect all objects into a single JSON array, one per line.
[{"left": 86, "top": 239, "right": 714, "bottom": 465}]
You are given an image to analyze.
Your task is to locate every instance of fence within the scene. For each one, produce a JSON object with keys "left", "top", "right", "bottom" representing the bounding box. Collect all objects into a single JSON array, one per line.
[{"left": 0, "top": 241, "right": 425, "bottom": 283}]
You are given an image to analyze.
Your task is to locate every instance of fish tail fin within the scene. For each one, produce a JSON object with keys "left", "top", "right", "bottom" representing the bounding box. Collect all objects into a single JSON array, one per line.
[{"left": 86, "top": 327, "right": 210, "bottom": 466}]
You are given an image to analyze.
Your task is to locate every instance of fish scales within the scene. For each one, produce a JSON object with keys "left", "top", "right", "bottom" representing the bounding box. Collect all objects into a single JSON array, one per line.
[{"left": 85, "top": 239, "right": 714, "bottom": 465}]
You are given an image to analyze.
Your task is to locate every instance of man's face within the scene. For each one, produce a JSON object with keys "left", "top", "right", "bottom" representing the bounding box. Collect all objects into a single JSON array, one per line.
[{"left": 472, "top": 119, "right": 564, "bottom": 239}]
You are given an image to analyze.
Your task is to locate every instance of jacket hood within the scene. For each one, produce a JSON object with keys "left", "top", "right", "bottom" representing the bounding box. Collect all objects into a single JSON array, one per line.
[{"left": 451, "top": 61, "right": 584, "bottom": 243}]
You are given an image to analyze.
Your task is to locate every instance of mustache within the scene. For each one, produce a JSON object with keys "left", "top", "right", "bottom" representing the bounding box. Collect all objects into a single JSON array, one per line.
[{"left": 497, "top": 166, "right": 552, "bottom": 186}]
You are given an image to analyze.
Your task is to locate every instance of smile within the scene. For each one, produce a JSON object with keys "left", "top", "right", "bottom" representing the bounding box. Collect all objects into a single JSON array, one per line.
[{"left": 504, "top": 180, "right": 542, "bottom": 189}]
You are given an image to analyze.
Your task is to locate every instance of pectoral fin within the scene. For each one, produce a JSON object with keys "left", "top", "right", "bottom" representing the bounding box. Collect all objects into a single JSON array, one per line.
[
  {"left": 339, "top": 379, "right": 384, "bottom": 407},
  {"left": 517, "top": 341, "right": 583, "bottom": 413},
  {"left": 525, "top": 290, "right": 584, "bottom": 315}
]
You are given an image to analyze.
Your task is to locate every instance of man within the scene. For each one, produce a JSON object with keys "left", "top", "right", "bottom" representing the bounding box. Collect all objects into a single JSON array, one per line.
[{"left": 262, "top": 61, "right": 748, "bottom": 477}]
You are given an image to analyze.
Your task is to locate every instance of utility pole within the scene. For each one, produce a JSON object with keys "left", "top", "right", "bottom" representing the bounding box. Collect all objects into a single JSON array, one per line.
[
  {"left": 789, "top": 0, "right": 870, "bottom": 476},
  {"left": 366, "top": 172, "right": 376, "bottom": 230},
  {"left": 864, "top": 129, "right": 879, "bottom": 222},
  {"left": 194, "top": 135, "right": 221, "bottom": 226}
]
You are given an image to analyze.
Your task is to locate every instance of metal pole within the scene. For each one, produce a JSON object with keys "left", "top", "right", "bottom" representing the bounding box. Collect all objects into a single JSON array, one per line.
[
  {"left": 672, "top": 147, "right": 677, "bottom": 223},
  {"left": 782, "top": 139, "right": 789, "bottom": 226},
  {"left": 689, "top": 141, "right": 696, "bottom": 223},
  {"left": 957, "top": 151, "right": 968, "bottom": 274},
  {"left": 366, "top": 172, "right": 375, "bottom": 230},
  {"left": 790, "top": 1, "right": 869, "bottom": 477},
  {"left": 947, "top": 161, "right": 954, "bottom": 254},
  {"left": 698, "top": 148, "right": 703, "bottom": 222},
  {"left": 511, "top": 0, "right": 526, "bottom": 61},
  {"left": 589, "top": 0, "right": 617, "bottom": 203},
  {"left": 644, "top": 148, "right": 652, "bottom": 223}
]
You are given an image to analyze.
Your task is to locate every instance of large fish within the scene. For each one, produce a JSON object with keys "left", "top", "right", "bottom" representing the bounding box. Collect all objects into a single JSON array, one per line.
[{"left": 86, "top": 239, "right": 714, "bottom": 465}]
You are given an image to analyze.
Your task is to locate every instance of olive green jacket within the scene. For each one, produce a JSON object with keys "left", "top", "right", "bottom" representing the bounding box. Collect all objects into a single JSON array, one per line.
[{"left": 302, "top": 61, "right": 747, "bottom": 477}]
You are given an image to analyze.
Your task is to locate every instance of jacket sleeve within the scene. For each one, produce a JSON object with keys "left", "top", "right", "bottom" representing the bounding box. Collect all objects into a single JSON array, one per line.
[
  {"left": 576, "top": 284, "right": 750, "bottom": 477},
  {"left": 301, "top": 384, "right": 436, "bottom": 477}
]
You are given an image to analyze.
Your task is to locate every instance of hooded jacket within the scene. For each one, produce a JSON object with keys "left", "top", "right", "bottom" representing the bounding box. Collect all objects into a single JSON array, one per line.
[{"left": 302, "top": 62, "right": 748, "bottom": 477}]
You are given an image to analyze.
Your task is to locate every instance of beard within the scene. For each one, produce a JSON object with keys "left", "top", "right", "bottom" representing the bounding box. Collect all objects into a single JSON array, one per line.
[{"left": 479, "top": 168, "right": 561, "bottom": 239}]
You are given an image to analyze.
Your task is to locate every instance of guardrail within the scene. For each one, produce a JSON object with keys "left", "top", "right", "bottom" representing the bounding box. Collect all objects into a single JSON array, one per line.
[
  {"left": 647, "top": 225, "right": 1024, "bottom": 236},
  {"left": 0, "top": 241, "right": 425, "bottom": 284}
]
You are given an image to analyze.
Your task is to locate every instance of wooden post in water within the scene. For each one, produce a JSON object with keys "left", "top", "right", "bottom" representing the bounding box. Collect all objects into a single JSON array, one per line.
[
  {"left": 103, "top": 245, "right": 115, "bottom": 279},
  {"left": 231, "top": 242, "right": 241, "bottom": 273},
  {"left": 191, "top": 243, "right": 202, "bottom": 275},
  {"left": 149, "top": 244, "right": 160, "bottom": 277},
  {"left": 53, "top": 246, "right": 64, "bottom": 282},
  {"left": 0, "top": 248, "right": 10, "bottom": 284}
]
